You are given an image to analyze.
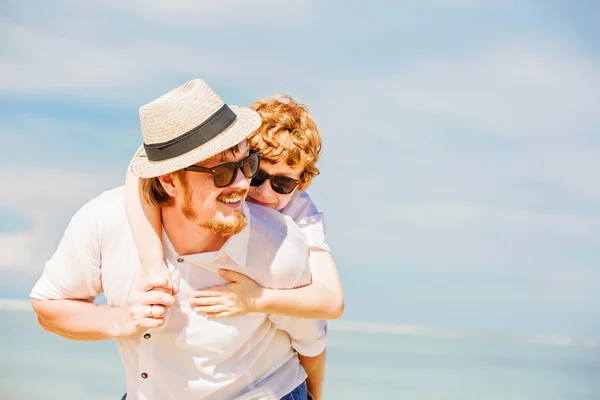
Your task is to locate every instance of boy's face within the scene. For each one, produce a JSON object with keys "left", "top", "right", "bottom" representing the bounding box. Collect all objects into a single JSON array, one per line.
[{"left": 246, "top": 161, "right": 302, "bottom": 211}]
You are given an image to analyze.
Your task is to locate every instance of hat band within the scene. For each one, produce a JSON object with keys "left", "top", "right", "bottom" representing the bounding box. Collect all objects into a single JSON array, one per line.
[{"left": 144, "top": 104, "right": 237, "bottom": 162}]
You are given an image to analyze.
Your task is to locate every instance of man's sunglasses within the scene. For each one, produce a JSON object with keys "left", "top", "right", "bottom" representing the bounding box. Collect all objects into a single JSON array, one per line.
[
  {"left": 184, "top": 149, "right": 262, "bottom": 188},
  {"left": 250, "top": 169, "right": 300, "bottom": 195}
]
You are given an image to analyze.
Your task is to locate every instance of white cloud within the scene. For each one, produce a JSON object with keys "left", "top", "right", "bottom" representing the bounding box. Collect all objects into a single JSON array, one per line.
[
  {"left": 0, "top": 18, "right": 304, "bottom": 102},
  {"left": 0, "top": 163, "right": 122, "bottom": 273},
  {"left": 2, "top": 0, "right": 600, "bottom": 336},
  {"left": 0, "top": 231, "right": 34, "bottom": 270},
  {"left": 374, "top": 35, "right": 600, "bottom": 139},
  {"left": 300, "top": 36, "right": 600, "bottom": 279},
  {"left": 4, "top": 28, "right": 599, "bottom": 278},
  {"left": 0, "top": 0, "right": 321, "bottom": 98},
  {"left": 95, "top": 0, "right": 318, "bottom": 27}
]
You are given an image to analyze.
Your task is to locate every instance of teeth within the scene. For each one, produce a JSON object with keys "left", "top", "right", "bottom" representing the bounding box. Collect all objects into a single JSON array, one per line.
[{"left": 220, "top": 196, "right": 241, "bottom": 203}]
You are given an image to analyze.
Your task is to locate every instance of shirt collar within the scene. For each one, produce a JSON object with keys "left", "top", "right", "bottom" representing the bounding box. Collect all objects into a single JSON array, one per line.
[{"left": 162, "top": 202, "right": 251, "bottom": 268}]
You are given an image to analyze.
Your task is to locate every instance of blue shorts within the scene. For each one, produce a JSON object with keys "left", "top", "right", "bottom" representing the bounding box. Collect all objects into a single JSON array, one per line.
[
  {"left": 121, "top": 381, "right": 313, "bottom": 400},
  {"left": 281, "top": 381, "right": 314, "bottom": 400}
]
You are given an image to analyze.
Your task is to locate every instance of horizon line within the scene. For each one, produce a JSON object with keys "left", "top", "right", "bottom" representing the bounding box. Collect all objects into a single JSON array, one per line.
[{"left": 2, "top": 298, "right": 597, "bottom": 348}]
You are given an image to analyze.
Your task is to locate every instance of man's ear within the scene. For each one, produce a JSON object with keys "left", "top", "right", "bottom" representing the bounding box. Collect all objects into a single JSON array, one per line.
[{"left": 157, "top": 173, "right": 178, "bottom": 197}]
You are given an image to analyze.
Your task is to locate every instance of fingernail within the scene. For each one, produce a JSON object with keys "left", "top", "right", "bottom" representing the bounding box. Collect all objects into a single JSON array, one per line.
[{"left": 219, "top": 269, "right": 226, "bottom": 275}]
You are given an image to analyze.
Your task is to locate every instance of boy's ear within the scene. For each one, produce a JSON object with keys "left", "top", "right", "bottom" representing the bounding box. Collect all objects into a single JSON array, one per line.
[{"left": 157, "top": 173, "right": 177, "bottom": 197}]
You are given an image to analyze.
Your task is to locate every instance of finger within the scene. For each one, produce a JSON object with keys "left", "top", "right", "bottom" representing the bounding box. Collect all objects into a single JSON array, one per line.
[
  {"left": 193, "top": 289, "right": 228, "bottom": 298},
  {"left": 194, "top": 305, "right": 228, "bottom": 315},
  {"left": 172, "top": 281, "right": 180, "bottom": 296},
  {"left": 130, "top": 304, "right": 166, "bottom": 320},
  {"left": 134, "top": 317, "right": 164, "bottom": 329},
  {"left": 139, "top": 276, "right": 172, "bottom": 292},
  {"left": 206, "top": 311, "right": 233, "bottom": 319},
  {"left": 219, "top": 269, "right": 247, "bottom": 282},
  {"left": 189, "top": 297, "right": 223, "bottom": 308},
  {"left": 148, "top": 304, "right": 167, "bottom": 318},
  {"left": 138, "top": 290, "right": 175, "bottom": 307}
]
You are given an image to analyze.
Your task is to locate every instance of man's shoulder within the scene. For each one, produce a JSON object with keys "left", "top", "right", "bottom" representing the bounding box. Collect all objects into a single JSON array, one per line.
[
  {"left": 244, "top": 203, "right": 310, "bottom": 289},
  {"left": 76, "top": 186, "right": 125, "bottom": 216},
  {"left": 246, "top": 202, "right": 306, "bottom": 246},
  {"left": 72, "top": 186, "right": 127, "bottom": 236}
]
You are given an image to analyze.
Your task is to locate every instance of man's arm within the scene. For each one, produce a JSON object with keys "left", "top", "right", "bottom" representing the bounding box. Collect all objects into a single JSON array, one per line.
[
  {"left": 33, "top": 276, "right": 174, "bottom": 341},
  {"left": 30, "top": 191, "right": 173, "bottom": 341},
  {"left": 33, "top": 298, "right": 124, "bottom": 341}
]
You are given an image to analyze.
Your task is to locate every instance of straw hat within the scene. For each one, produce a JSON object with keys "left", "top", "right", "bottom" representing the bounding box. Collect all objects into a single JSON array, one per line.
[{"left": 129, "top": 79, "right": 261, "bottom": 178}]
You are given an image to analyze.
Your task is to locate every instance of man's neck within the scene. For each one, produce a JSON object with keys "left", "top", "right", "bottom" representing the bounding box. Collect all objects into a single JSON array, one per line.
[{"left": 161, "top": 208, "right": 227, "bottom": 256}]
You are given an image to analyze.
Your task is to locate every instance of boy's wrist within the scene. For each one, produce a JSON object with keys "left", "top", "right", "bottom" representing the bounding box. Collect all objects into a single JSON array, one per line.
[{"left": 254, "top": 288, "right": 274, "bottom": 314}]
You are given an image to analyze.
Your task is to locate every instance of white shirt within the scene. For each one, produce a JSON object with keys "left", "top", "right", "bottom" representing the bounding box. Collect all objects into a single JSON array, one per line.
[
  {"left": 280, "top": 191, "right": 329, "bottom": 252},
  {"left": 31, "top": 186, "right": 327, "bottom": 400}
]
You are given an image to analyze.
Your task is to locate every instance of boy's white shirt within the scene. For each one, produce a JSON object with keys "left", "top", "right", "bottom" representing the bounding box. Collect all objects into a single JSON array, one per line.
[{"left": 280, "top": 191, "right": 329, "bottom": 252}]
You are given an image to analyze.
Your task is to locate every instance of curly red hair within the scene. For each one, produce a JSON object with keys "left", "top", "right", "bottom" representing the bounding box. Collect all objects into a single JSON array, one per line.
[{"left": 249, "top": 94, "right": 322, "bottom": 191}]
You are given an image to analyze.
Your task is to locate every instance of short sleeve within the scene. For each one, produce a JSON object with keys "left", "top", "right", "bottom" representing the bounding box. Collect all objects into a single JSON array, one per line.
[
  {"left": 280, "top": 191, "right": 330, "bottom": 252},
  {"left": 269, "top": 314, "right": 328, "bottom": 357},
  {"left": 30, "top": 199, "right": 103, "bottom": 301}
]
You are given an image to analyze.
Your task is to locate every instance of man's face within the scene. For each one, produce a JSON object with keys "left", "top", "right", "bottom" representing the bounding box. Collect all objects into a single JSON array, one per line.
[{"left": 176, "top": 140, "right": 251, "bottom": 236}]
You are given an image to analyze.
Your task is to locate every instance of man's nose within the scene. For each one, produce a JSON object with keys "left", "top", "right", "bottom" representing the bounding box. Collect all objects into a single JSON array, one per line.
[{"left": 230, "top": 166, "right": 250, "bottom": 191}]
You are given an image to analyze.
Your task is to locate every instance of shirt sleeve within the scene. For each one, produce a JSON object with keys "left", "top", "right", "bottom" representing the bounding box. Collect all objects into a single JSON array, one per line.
[
  {"left": 280, "top": 191, "right": 330, "bottom": 252},
  {"left": 30, "top": 199, "right": 103, "bottom": 301},
  {"left": 269, "top": 314, "right": 328, "bottom": 357}
]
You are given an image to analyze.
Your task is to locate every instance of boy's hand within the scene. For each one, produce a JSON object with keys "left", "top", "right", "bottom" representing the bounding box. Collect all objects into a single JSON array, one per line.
[
  {"left": 190, "top": 269, "right": 263, "bottom": 318},
  {"left": 110, "top": 275, "right": 176, "bottom": 338},
  {"left": 142, "top": 261, "right": 179, "bottom": 295}
]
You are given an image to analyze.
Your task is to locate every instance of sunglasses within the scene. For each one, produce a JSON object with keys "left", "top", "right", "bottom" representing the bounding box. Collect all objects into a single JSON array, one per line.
[
  {"left": 250, "top": 169, "right": 301, "bottom": 195},
  {"left": 184, "top": 149, "right": 262, "bottom": 188}
]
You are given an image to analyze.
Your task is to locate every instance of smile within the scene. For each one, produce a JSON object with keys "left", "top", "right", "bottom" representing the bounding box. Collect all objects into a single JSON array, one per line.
[{"left": 219, "top": 195, "right": 242, "bottom": 204}]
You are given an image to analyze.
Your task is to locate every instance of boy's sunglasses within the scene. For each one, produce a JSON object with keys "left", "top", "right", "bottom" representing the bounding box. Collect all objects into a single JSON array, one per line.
[
  {"left": 250, "top": 169, "right": 300, "bottom": 195},
  {"left": 184, "top": 149, "right": 262, "bottom": 188}
]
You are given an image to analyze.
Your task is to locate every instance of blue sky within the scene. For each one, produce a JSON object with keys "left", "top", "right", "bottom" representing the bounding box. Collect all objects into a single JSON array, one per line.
[{"left": 1, "top": 0, "right": 599, "bottom": 338}]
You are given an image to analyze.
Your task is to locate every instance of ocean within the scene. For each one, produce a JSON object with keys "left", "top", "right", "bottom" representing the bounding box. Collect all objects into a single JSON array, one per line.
[{"left": 1, "top": 307, "right": 599, "bottom": 400}]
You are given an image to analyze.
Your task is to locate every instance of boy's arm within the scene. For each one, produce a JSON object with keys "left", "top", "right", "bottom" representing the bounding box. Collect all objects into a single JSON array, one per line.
[
  {"left": 257, "top": 248, "right": 343, "bottom": 319},
  {"left": 264, "top": 191, "right": 343, "bottom": 318},
  {"left": 124, "top": 169, "right": 174, "bottom": 292},
  {"left": 192, "top": 191, "right": 343, "bottom": 320},
  {"left": 195, "top": 249, "right": 343, "bottom": 319}
]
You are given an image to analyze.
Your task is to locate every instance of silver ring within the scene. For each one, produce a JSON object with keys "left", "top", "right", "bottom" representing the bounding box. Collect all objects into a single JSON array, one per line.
[{"left": 149, "top": 305, "right": 156, "bottom": 318}]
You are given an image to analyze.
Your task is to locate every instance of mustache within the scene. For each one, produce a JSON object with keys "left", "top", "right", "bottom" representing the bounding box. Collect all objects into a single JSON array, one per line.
[{"left": 217, "top": 189, "right": 247, "bottom": 202}]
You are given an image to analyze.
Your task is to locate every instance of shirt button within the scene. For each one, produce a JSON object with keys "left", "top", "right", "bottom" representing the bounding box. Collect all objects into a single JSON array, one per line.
[
  {"left": 177, "top": 258, "right": 184, "bottom": 263},
  {"left": 143, "top": 333, "right": 151, "bottom": 339},
  {"left": 141, "top": 372, "right": 148, "bottom": 379}
]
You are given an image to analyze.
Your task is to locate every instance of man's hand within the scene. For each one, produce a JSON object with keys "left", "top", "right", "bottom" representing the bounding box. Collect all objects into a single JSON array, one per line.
[
  {"left": 189, "top": 269, "right": 264, "bottom": 318},
  {"left": 110, "top": 276, "right": 176, "bottom": 338}
]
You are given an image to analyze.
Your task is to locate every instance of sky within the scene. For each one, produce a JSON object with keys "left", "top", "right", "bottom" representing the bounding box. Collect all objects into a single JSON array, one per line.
[{"left": 1, "top": 0, "right": 599, "bottom": 338}]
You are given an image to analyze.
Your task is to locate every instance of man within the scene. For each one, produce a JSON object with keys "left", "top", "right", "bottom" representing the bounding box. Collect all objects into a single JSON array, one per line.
[{"left": 30, "top": 79, "right": 327, "bottom": 400}]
